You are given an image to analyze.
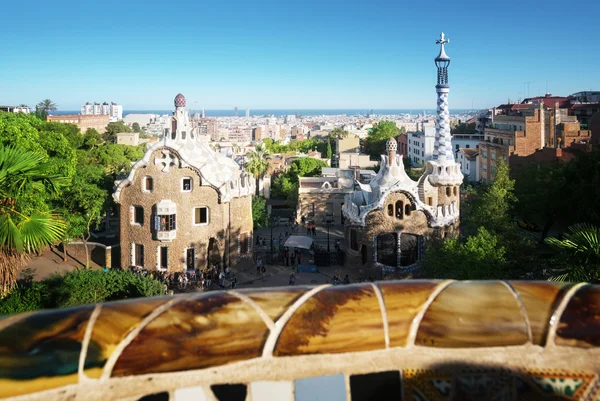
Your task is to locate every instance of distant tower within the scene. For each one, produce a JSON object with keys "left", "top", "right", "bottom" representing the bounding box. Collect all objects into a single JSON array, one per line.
[
  {"left": 246, "top": 108, "right": 250, "bottom": 118},
  {"left": 432, "top": 32, "right": 453, "bottom": 162},
  {"left": 201, "top": 108, "right": 205, "bottom": 118},
  {"left": 426, "top": 32, "right": 463, "bottom": 214},
  {"left": 234, "top": 106, "right": 239, "bottom": 117}
]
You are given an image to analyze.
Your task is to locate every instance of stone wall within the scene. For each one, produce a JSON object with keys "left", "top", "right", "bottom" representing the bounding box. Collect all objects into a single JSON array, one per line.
[
  {"left": 298, "top": 192, "right": 348, "bottom": 224},
  {"left": 118, "top": 148, "right": 253, "bottom": 271},
  {"left": 58, "top": 242, "right": 120, "bottom": 268},
  {"left": 344, "top": 191, "right": 436, "bottom": 273}
]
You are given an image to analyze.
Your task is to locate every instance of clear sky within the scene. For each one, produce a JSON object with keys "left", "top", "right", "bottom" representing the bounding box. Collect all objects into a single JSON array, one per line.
[{"left": 1, "top": 0, "right": 598, "bottom": 110}]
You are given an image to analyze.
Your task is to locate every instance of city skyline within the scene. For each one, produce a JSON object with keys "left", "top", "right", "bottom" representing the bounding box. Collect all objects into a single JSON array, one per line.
[{"left": 1, "top": 0, "right": 597, "bottom": 110}]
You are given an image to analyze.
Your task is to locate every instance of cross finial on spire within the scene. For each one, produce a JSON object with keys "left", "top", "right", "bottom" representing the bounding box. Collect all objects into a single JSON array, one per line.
[{"left": 436, "top": 32, "right": 449, "bottom": 45}]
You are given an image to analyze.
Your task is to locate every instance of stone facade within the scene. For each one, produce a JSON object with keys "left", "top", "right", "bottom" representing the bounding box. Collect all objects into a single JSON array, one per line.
[
  {"left": 47, "top": 114, "right": 110, "bottom": 133},
  {"left": 114, "top": 94, "right": 254, "bottom": 272}
]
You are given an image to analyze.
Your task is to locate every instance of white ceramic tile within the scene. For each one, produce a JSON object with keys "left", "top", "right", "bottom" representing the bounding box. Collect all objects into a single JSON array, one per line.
[
  {"left": 174, "top": 386, "right": 207, "bottom": 401},
  {"left": 294, "top": 374, "right": 347, "bottom": 401},
  {"left": 250, "top": 381, "right": 293, "bottom": 401}
]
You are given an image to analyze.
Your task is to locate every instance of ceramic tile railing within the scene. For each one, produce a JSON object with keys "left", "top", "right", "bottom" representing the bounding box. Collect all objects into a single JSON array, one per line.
[{"left": 1, "top": 280, "right": 600, "bottom": 401}]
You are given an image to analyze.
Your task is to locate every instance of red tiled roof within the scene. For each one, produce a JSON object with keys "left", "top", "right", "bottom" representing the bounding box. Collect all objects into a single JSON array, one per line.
[{"left": 570, "top": 103, "right": 600, "bottom": 110}]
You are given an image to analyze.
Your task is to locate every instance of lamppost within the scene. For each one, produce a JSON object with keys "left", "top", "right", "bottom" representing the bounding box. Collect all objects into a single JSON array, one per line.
[{"left": 322, "top": 218, "right": 333, "bottom": 253}]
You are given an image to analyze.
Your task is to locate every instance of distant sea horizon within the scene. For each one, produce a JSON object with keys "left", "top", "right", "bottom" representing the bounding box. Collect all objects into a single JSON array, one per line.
[{"left": 51, "top": 108, "right": 476, "bottom": 117}]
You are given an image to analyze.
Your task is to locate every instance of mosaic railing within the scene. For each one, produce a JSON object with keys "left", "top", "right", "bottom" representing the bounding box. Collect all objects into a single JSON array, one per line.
[{"left": 1, "top": 280, "right": 600, "bottom": 401}]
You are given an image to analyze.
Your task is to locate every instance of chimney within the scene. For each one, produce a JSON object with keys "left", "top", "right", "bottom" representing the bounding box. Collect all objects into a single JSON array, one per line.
[{"left": 385, "top": 138, "right": 398, "bottom": 167}]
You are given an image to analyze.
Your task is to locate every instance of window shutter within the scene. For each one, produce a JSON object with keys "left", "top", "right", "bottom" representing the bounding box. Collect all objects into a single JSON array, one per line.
[{"left": 154, "top": 215, "right": 159, "bottom": 231}]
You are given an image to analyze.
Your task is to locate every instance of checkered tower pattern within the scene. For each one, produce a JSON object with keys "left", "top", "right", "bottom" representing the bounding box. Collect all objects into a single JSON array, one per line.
[
  {"left": 434, "top": 88, "right": 454, "bottom": 162},
  {"left": 174, "top": 93, "right": 186, "bottom": 108}
]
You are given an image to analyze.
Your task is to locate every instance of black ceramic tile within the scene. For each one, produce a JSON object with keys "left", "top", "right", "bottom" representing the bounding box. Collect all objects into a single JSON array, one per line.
[
  {"left": 211, "top": 384, "right": 247, "bottom": 401},
  {"left": 138, "top": 392, "right": 169, "bottom": 401},
  {"left": 349, "top": 371, "right": 401, "bottom": 401}
]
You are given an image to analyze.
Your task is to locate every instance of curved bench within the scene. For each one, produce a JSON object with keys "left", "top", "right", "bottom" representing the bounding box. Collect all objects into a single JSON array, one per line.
[{"left": 1, "top": 280, "right": 599, "bottom": 401}]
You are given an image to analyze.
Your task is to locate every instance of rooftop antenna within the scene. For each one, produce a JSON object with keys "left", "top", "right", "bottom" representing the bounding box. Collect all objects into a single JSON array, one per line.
[{"left": 524, "top": 81, "right": 533, "bottom": 98}]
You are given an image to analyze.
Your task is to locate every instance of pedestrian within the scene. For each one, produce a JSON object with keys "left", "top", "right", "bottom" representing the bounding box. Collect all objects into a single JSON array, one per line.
[
  {"left": 297, "top": 251, "right": 302, "bottom": 265},
  {"left": 290, "top": 251, "right": 295, "bottom": 266},
  {"left": 312, "top": 223, "right": 317, "bottom": 236},
  {"left": 301, "top": 215, "right": 306, "bottom": 225},
  {"left": 343, "top": 274, "right": 350, "bottom": 284},
  {"left": 289, "top": 273, "right": 296, "bottom": 286},
  {"left": 256, "top": 257, "right": 263, "bottom": 274},
  {"left": 225, "top": 265, "right": 230, "bottom": 278},
  {"left": 230, "top": 275, "right": 238, "bottom": 289},
  {"left": 261, "top": 265, "right": 266, "bottom": 280},
  {"left": 306, "top": 223, "right": 311, "bottom": 235},
  {"left": 284, "top": 248, "right": 289, "bottom": 266}
]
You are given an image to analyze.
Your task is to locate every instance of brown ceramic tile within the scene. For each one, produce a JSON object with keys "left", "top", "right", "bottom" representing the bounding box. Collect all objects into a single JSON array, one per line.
[
  {"left": 415, "top": 281, "right": 528, "bottom": 347},
  {"left": 84, "top": 296, "right": 174, "bottom": 378},
  {"left": 555, "top": 284, "right": 600, "bottom": 347},
  {"left": 111, "top": 292, "right": 269, "bottom": 376},
  {"left": 509, "top": 281, "right": 573, "bottom": 346},
  {"left": 378, "top": 281, "right": 443, "bottom": 347},
  {"left": 238, "top": 287, "right": 310, "bottom": 322},
  {"left": 0, "top": 305, "right": 94, "bottom": 398},
  {"left": 273, "top": 283, "right": 385, "bottom": 356}
]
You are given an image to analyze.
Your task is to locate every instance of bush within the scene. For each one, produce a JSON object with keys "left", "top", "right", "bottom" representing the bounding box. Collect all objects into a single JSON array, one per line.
[{"left": 0, "top": 269, "right": 165, "bottom": 315}]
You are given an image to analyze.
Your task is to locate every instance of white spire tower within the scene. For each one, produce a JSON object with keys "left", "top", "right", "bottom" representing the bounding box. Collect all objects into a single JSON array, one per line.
[
  {"left": 433, "top": 32, "right": 453, "bottom": 162},
  {"left": 427, "top": 32, "right": 463, "bottom": 187}
]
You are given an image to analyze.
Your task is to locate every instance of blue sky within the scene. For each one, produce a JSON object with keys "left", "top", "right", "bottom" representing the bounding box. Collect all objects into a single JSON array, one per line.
[{"left": 1, "top": 0, "right": 598, "bottom": 110}]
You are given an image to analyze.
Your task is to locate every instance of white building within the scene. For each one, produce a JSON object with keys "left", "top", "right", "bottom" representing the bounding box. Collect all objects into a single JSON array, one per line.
[
  {"left": 457, "top": 148, "right": 479, "bottom": 182},
  {"left": 81, "top": 101, "right": 123, "bottom": 122},
  {"left": 0, "top": 105, "right": 30, "bottom": 113},
  {"left": 451, "top": 133, "right": 483, "bottom": 156},
  {"left": 407, "top": 126, "right": 436, "bottom": 166}
]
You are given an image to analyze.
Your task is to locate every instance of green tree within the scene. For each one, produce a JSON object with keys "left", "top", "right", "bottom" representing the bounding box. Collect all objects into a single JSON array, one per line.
[
  {"left": 245, "top": 144, "right": 271, "bottom": 196},
  {"left": 471, "top": 161, "right": 516, "bottom": 232},
  {"left": 0, "top": 146, "right": 66, "bottom": 294},
  {"left": 365, "top": 121, "right": 402, "bottom": 159},
  {"left": 422, "top": 227, "right": 507, "bottom": 280},
  {"left": 330, "top": 127, "right": 349, "bottom": 139},
  {"left": 131, "top": 122, "right": 141, "bottom": 133},
  {"left": 35, "top": 99, "right": 57, "bottom": 120},
  {"left": 545, "top": 224, "right": 600, "bottom": 282},
  {"left": 270, "top": 158, "right": 327, "bottom": 206},
  {"left": 0, "top": 269, "right": 165, "bottom": 315},
  {"left": 252, "top": 196, "right": 268, "bottom": 228},
  {"left": 326, "top": 139, "right": 333, "bottom": 160},
  {"left": 104, "top": 121, "right": 131, "bottom": 143},
  {"left": 83, "top": 128, "right": 104, "bottom": 151}
]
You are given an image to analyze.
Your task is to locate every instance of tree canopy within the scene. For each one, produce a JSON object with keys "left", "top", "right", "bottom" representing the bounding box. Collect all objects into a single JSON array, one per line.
[
  {"left": 270, "top": 157, "right": 328, "bottom": 205},
  {"left": 365, "top": 121, "right": 403, "bottom": 159}
]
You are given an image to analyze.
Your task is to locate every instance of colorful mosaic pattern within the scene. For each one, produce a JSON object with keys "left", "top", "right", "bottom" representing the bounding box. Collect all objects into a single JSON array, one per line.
[{"left": 0, "top": 281, "right": 599, "bottom": 400}]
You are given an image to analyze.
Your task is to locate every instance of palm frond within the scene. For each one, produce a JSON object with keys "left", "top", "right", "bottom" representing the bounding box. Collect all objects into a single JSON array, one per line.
[
  {"left": 548, "top": 266, "right": 592, "bottom": 283},
  {"left": 18, "top": 213, "right": 65, "bottom": 253},
  {"left": 0, "top": 214, "right": 23, "bottom": 252}
]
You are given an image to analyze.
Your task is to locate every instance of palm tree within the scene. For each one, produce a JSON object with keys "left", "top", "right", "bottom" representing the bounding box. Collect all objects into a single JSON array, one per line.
[
  {"left": 546, "top": 223, "right": 600, "bottom": 282},
  {"left": 35, "top": 99, "right": 57, "bottom": 120},
  {"left": 245, "top": 144, "right": 271, "bottom": 196},
  {"left": 0, "top": 146, "right": 66, "bottom": 294}
]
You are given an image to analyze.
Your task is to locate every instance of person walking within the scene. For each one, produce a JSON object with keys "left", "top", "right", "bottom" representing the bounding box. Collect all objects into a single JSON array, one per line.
[
  {"left": 256, "top": 257, "right": 263, "bottom": 274},
  {"left": 343, "top": 274, "right": 350, "bottom": 284},
  {"left": 289, "top": 273, "right": 296, "bottom": 286},
  {"left": 284, "top": 248, "right": 289, "bottom": 266},
  {"left": 297, "top": 251, "right": 302, "bottom": 266},
  {"left": 261, "top": 265, "right": 266, "bottom": 280}
]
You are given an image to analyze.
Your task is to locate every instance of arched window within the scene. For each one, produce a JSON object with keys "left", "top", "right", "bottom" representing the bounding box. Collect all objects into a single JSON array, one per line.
[
  {"left": 395, "top": 201, "right": 403, "bottom": 219},
  {"left": 405, "top": 203, "right": 411, "bottom": 216},
  {"left": 171, "top": 131, "right": 176, "bottom": 140},
  {"left": 387, "top": 204, "right": 394, "bottom": 216},
  {"left": 446, "top": 187, "right": 451, "bottom": 197},
  {"left": 182, "top": 131, "right": 186, "bottom": 140},
  {"left": 453, "top": 186, "right": 458, "bottom": 196},
  {"left": 376, "top": 233, "right": 397, "bottom": 267}
]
